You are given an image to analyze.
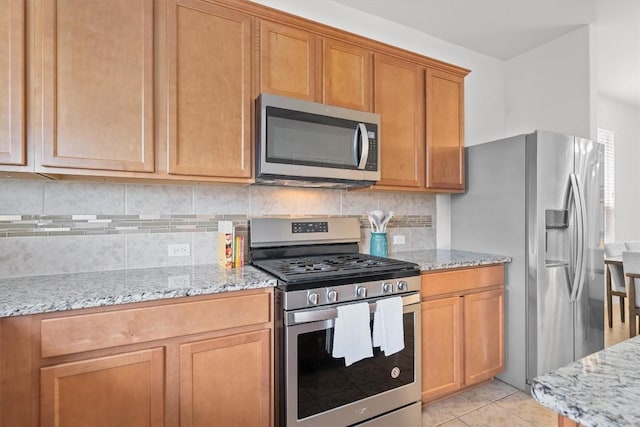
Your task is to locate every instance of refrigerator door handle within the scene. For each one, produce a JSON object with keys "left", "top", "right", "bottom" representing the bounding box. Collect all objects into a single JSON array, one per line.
[
  {"left": 573, "top": 174, "right": 589, "bottom": 301},
  {"left": 569, "top": 173, "right": 587, "bottom": 302}
]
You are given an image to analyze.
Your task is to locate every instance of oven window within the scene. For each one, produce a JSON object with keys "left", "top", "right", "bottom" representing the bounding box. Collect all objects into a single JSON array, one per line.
[{"left": 296, "top": 313, "right": 415, "bottom": 420}]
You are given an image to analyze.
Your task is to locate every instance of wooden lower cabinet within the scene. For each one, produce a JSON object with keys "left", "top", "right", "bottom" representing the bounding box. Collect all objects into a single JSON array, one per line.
[
  {"left": 421, "top": 265, "right": 505, "bottom": 402},
  {"left": 0, "top": 289, "right": 273, "bottom": 426},
  {"left": 421, "top": 296, "right": 462, "bottom": 401},
  {"left": 463, "top": 288, "right": 505, "bottom": 385},
  {"left": 40, "top": 348, "right": 165, "bottom": 427},
  {"left": 180, "top": 330, "right": 271, "bottom": 426}
]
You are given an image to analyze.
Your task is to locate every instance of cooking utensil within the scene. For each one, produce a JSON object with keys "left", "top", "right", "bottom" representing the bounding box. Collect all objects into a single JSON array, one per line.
[
  {"left": 368, "top": 215, "right": 378, "bottom": 233},
  {"left": 380, "top": 211, "right": 394, "bottom": 232},
  {"left": 369, "top": 210, "right": 384, "bottom": 232}
]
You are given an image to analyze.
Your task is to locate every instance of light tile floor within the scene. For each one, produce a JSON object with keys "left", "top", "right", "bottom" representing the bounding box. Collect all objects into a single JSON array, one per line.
[
  {"left": 422, "top": 301, "right": 628, "bottom": 426},
  {"left": 421, "top": 379, "right": 556, "bottom": 427}
]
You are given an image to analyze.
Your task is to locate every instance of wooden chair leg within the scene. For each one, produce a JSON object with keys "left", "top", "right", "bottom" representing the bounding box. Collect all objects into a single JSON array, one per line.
[
  {"left": 606, "top": 266, "right": 613, "bottom": 328},
  {"left": 628, "top": 278, "right": 637, "bottom": 338},
  {"left": 620, "top": 296, "right": 625, "bottom": 323}
]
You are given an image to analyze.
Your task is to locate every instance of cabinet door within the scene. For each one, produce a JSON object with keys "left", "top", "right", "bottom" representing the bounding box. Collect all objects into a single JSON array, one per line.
[
  {"left": 426, "top": 68, "right": 465, "bottom": 191},
  {"left": 323, "top": 38, "right": 371, "bottom": 111},
  {"left": 0, "top": 0, "right": 25, "bottom": 166},
  {"left": 374, "top": 54, "right": 424, "bottom": 188},
  {"left": 463, "top": 288, "right": 505, "bottom": 385},
  {"left": 259, "top": 20, "right": 318, "bottom": 101},
  {"left": 421, "top": 296, "right": 462, "bottom": 402},
  {"left": 180, "top": 330, "right": 271, "bottom": 426},
  {"left": 36, "top": 0, "right": 154, "bottom": 172},
  {"left": 166, "top": 0, "right": 252, "bottom": 179},
  {"left": 40, "top": 348, "right": 164, "bottom": 427}
]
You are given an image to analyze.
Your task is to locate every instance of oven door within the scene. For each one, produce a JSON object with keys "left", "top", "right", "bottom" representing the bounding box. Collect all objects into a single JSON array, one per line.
[{"left": 284, "top": 293, "right": 421, "bottom": 427}]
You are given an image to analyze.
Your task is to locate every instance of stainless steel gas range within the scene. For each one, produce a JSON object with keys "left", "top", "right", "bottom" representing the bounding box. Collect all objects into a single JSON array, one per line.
[{"left": 250, "top": 217, "right": 422, "bottom": 427}]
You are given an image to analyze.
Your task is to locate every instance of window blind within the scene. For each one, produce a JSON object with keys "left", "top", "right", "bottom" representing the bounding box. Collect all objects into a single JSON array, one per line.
[{"left": 598, "top": 127, "right": 615, "bottom": 243}]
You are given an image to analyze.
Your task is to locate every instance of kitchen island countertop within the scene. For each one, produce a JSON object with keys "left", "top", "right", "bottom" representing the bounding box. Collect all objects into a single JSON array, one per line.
[
  {"left": 532, "top": 335, "right": 640, "bottom": 427},
  {"left": 0, "top": 249, "right": 509, "bottom": 318}
]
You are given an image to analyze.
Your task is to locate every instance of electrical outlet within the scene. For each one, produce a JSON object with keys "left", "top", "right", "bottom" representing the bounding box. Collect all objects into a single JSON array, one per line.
[
  {"left": 168, "top": 274, "right": 191, "bottom": 288},
  {"left": 168, "top": 243, "right": 190, "bottom": 257},
  {"left": 393, "top": 235, "right": 406, "bottom": 245}
]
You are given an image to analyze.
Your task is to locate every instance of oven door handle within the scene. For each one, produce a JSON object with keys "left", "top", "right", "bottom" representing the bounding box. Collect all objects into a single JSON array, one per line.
[{"left": 287, "top": 293, "right": 420, "bottom": 326}]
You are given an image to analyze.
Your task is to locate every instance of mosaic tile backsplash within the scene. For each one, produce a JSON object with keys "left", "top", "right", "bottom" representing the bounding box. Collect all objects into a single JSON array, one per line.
[{"left": 0, "top": 179, "right": 436, "bottom": 278}]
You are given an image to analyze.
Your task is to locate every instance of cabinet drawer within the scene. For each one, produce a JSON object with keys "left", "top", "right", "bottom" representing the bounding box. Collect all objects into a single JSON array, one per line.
[
  {"left": 41, "top": 291, "right": 271, "bottom": 358},
  {"left": 421, "top": 264, "right": 504, "bottom": 298}
]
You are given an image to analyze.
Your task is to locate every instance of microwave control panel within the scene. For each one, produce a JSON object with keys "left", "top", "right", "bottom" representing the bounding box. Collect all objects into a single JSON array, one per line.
[{"left": 364, "top": 126, "right": 378, "bottom": 171}]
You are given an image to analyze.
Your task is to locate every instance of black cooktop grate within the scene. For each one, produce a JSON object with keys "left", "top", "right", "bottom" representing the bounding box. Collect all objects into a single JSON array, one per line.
[{"left": 252, "top": 253, "right": 419, "bottom": 285}]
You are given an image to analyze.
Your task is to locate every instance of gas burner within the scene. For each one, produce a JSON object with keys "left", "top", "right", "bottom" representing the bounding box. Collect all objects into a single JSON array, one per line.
[
  {"left": 283, "top": 261, "right": 339, "bottom": 274},
  {"left": 282, "top": 254, "right": 391, "bottom": 271}
]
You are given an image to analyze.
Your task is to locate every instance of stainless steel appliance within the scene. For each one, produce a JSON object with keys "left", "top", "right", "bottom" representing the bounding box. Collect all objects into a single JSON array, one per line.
[
  {"left": 255, "top": 94, "right": 380, "bottom": 188},
  {"left": 250, "top": 217, "right": 422, "bottom": 427},
  {"left": 451, "top": 130, "right": 604, "bottom": 392}
]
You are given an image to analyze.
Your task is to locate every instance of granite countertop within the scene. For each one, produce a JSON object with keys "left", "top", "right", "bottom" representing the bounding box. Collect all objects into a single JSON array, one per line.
[
  {"left": 0, "top": 264, "right": 277, "bottom": 318},
  {"left": 532, "top": 336, "right": 640, "bottom": 426},
  {"left": 0, "top": 249, "right": 509, "bottom": 318},
  {"left": 395, "top": 249, "right": 511, "bottom": 271}
]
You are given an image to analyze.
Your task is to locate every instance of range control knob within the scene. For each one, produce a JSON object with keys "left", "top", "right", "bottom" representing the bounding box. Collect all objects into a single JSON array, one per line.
[
  {"left": 327, "top": 290, "right": 338, "bottom": 302},
  {"left": 382, "top": 282, "right": 394, "bottom": 293},
  {"left": 356, "top": 286, "right": 367, "bottom": 298},
  {"left": 308, "top": 292, "right": 319, "bottom": 305},
  {"left": 397, "top": 280, "right": 408, "bottom": 291}
]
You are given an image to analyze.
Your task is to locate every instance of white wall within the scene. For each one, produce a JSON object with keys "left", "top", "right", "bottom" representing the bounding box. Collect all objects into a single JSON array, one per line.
[
  {"left": 250, "top": 0, "right": 508, "bottom": 248},
  {"left": 505, "top": 25, "right": 596, "bottom": 140},
  {"left": 598, "top": 96, "right": 640, "bottom": 241}
]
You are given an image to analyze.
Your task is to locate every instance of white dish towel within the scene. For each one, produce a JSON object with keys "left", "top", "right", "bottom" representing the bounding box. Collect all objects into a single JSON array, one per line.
[
  {"left": 373, "top": 296, "right": 405, "bottom": 356},
  {"left": 332, "top": 302, "right": 373, "bottom": 366}
]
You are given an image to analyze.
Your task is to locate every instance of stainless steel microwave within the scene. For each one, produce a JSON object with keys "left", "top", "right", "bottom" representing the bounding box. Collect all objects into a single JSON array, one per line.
[{"left": 255, "top": 93, "right": 381, "bottom": 188}]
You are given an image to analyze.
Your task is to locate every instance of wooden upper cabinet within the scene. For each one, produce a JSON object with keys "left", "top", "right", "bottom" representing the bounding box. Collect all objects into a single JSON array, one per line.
[
  {"left": 40, "top": 348, "right": 165, "bottom": 427},
  {"left": 426, "top": 68, "right": 465, "bottom": 191},
  {"left": 258, "top": 21, "right": 371, "bottom": 111},
  {"left": 35, "top": 0, "right": 154, "bottom": 172},
  {"left": 322, "top": 38, "right": 371, "bottom": 111},
  {"left": 374, "top": 54, "right": 424, "bottom": 188},
  {"left": 0, "top": 0, "right": 25, "bottom": 166},
  {"left": 258, "top": 19, "right": 318, "bottom": 101},
  {"left": 166, "top": 0, "right": 252, "bottom": 179}
]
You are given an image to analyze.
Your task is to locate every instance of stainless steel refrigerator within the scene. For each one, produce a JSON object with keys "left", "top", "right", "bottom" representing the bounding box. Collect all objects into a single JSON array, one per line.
[{"left": 451, "top": 130, "right": 604, "bottom": 391}]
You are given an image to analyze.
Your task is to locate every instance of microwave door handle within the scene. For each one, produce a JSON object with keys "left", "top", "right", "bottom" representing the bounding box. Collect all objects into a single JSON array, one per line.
[{"left": 354, "top": 123, "right": 369, "bottom": 170}]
